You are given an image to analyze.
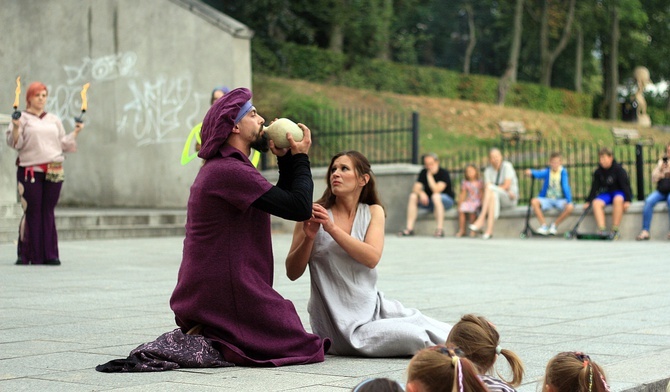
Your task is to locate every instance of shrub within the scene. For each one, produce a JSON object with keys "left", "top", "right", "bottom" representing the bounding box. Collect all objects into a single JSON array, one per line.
[{"left": 261, "top": 42, "right": 593, "bottom": 118}]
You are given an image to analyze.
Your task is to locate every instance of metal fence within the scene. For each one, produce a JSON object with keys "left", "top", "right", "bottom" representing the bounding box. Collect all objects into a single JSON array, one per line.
[
  {"left": 261, "top": 109, "right": 419, "bottom": 170},
  {"left": 441, "top": 139, "right": 667, "bottom": 205},
  {"left": 259, "top": 107, "right": 665, "bottom": 204}
]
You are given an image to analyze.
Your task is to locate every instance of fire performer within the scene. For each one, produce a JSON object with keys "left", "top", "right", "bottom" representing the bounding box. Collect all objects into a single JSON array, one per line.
[{"left": 5, "top": 81, "right": 86, "bottom": 265}]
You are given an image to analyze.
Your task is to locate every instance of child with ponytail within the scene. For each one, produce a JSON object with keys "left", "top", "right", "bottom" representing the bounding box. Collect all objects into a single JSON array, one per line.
[
  {"left": 446, "top": 314, "right": 524, "bottom": 392},
  {"left": 406, "top": 345, "right": 488, "bottom": 392},
  {"left": 544, "top": 352, "right": 610, "bottom": 392}
]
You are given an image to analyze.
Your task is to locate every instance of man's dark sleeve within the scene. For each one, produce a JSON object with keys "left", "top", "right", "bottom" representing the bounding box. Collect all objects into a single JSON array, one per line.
[
  {"left": 585, "top": 170, "right": 599, "bottom": 202},
  {"left": 439, "top": 168, "right": 455, "bottom": 198},
  {"left": 274, "top": 151, "right": 295, "bottom": 191},
  {"left": 417, "top": 170, "right": 427, "bottom": 191},
  {"left": 251, "top": 153, "right": 313, "bottom": 221}
]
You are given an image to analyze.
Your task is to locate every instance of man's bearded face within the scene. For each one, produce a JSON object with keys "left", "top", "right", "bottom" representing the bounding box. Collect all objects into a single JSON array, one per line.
[{"left": 250, "top": 125, "right": 269, "bottom": 152}]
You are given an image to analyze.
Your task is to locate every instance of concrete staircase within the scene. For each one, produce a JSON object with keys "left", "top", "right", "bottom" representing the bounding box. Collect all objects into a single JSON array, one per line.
[{"left": 0, "top": 207, "right": 186, "bottom": 243}]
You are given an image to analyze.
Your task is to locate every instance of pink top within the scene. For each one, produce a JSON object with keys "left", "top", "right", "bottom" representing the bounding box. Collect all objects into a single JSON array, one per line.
[{"left": 5, "top": 111, "right": 77, "bottom": 168}]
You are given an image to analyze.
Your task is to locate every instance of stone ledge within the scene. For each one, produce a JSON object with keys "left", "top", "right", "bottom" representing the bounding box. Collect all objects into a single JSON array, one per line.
[
  {"left": 418, "top": 201, "right": 668, "bottom": 221},
  {"left": 413, "top": 201, "right": 670, "bottom": 240}
]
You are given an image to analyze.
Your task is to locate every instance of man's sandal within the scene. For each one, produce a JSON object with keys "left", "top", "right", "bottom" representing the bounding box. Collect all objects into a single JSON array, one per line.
[
  {"left": 636, "top": 231, "right": 650, "bottom": 241},
  {"left": 398, "top": 228, "right": 414, "bottom": 237}
]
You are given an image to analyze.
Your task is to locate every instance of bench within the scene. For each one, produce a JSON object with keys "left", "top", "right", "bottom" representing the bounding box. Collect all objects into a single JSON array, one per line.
[
  {"left": 412, "top": 201, "right": 669, "bottom": 240},
  {"left": 498, "top": 121, "right": 542, "bottom": 144},
  {"left": 611, "top": 127, "right": 653, "bottom": 145}
]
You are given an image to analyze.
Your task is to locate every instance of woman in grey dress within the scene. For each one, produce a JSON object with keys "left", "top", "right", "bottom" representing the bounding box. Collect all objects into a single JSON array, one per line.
[{"left": 285, "top": 151, "right": 451, "bottom": 357}]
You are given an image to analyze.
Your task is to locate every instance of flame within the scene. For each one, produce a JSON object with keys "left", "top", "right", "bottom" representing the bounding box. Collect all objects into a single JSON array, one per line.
[
  {"left": 13, "top": 76, "right": 21, "bottom": 109},
  {"left": 80, "top": 82, "right": 90, "bottom": 111}
]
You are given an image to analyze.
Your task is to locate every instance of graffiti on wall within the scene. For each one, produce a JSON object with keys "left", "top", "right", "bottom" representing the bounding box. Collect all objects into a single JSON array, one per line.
[
  {"left": 117, "top": 76, "right": 203, "bottom": 146},
  {"left": 64, "top": 52, "right": 138, "bottom": 83},
  {"left": 47, "top": 52, "right": 139, "bottom": 128},
  {"left": 46, "top": 51, "right": 204, "bottom": 146}
]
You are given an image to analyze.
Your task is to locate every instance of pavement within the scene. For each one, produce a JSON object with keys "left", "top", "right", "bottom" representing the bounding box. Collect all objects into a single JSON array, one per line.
[{"left": 1, "top": 234, "right": 669, "bottom": 392}]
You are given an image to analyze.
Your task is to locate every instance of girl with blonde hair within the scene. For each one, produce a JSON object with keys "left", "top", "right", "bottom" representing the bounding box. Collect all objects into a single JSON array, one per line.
[
  {"left": 406, "top": 345, "right": 488, "bottom": 392},
  {"left": 544, "top": 352, "right": 610, "bottom": 392},
  {"left": 446, "top": 314, "right": 524, "bottom": 392}
]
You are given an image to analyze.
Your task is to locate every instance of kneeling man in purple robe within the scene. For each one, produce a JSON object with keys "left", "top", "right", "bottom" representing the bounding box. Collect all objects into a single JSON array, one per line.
[{"left": 97, "top": 88, "right": 329, "bottom": 372}]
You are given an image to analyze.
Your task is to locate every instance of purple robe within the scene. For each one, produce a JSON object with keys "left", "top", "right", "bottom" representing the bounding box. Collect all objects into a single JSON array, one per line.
[{"left": 170, "top": 145, "right": 328, "bottom": 366}]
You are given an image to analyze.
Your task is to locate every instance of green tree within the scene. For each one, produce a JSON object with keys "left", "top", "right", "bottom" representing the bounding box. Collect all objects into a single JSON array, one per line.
[
  {"left": 592, "top": 0, "right": 647, "bottom": 119},
  {"left": 498, "top": 0, "right": 524, "bottom": 105},
  {"left": 538, "top": 0, "right": 576, "bottom": 86}
]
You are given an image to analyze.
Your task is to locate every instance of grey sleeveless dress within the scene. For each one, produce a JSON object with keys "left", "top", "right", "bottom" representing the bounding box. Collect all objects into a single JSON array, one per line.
[{"left": 308, "top": 203, "right": 452, "bottom": 357}]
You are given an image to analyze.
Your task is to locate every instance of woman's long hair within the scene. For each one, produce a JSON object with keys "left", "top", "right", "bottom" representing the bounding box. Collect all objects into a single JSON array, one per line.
[{"left": 316, "top": 150, "right": 384, "bottom": 212}]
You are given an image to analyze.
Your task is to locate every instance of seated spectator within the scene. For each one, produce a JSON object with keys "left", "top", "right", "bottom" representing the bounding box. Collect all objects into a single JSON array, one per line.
[
  {"left": 406, "top": 345, "right": 488, "bottom": 392},
  {"left": 544, "top": 352, "right": 610, "bottom": 392},
  {"left": 446, "top": 314, "right": 524, "bottom": 392},
  {"left": 469, "top": 148, "right": 519, "bottom": 239},
  {"left": 524, "top": 152, "right": 574, "bottom": 235},
  {"left": 636, "top": 142, "right": 670, "bottom": 240},
  {"left": 285, "top": 151, "right": 452, "bottom": 357},
  {"left": 398, "top": 153, "right": 455, "bottom": 238},
  {"left": 456, "top": 164, "right": 483, "bottom": 237},
  {"left": 585, "top": 147, "right": 632, "bottom": 239},
  {"left": 352, "top": 378, "right": 404, "bottom": 392}
]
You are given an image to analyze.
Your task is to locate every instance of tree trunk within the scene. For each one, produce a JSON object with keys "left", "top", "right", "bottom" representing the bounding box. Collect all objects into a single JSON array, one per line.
[
  {"left": 463, "top": 3, "right": 476, "bottom": 75},
  {"left": 539, "top": 0, "right": 576, "bottom": 86},
  {"left": 497, "top": 0, "right": 524, "bottom": 106},
  {"left": 608, "top": 5, "right": 619, "bottom": 120},
  {"left": 574, "top": 26, "right": 583, "bottom": 93},
  {"left": 376, "top": 0, "right": 393, "bottom": 60},
  {"left": 329, "top": 23, "right": 344, "bottom": 53}
]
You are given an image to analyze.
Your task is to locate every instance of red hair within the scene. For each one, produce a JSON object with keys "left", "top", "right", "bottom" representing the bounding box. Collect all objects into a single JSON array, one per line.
[{"left": 26, "top": 82, "right": 48, "bottom": 109}]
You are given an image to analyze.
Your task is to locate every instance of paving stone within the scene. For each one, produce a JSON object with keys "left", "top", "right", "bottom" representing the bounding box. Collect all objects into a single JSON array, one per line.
[{"left": 0, "top": 235, "right": 668, "bottom": 391}]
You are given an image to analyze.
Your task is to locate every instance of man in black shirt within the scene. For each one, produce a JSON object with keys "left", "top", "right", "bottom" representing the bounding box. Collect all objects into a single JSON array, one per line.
[
  {"left": 584, "top": 147, "right": 632, "bottom": 239},
  {"left": 398, "top": 153, "right": 455, "bottom": 238}
]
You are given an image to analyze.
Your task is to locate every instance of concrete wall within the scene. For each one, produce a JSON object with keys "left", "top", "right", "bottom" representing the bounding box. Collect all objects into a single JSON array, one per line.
[{"left": 0, "top": 0, "right": 252, "bottom": 208}]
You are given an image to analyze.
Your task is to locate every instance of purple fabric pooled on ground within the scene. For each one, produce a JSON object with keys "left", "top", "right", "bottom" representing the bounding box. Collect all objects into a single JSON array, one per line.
[{"left": 95, "top": 328, "right": 233, "bottom": 372}]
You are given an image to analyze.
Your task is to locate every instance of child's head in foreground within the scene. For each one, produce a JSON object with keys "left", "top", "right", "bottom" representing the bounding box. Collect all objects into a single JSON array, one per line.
[
  {"left": 405, "top": 345, "right": 488, "bottom": 392},
  {"left": 352, "top": 377, "right": 404, "bottom": 392},
  {"left": 544, "top": 351, "right": 610, "bottom": 392},
  {"left": 446, "top": 314, "right": 524, "bottom": 387}
]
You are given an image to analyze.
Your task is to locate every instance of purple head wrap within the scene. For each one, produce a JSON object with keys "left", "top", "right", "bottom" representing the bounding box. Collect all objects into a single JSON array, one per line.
[{"left": 198, "top": 87, "right": 253, "bottom": 160}]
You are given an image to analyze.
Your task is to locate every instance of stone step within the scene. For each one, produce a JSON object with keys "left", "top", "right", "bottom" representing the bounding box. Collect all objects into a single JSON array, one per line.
[{"left": 0, "top": 207, "right": 186, "bottom": 243}]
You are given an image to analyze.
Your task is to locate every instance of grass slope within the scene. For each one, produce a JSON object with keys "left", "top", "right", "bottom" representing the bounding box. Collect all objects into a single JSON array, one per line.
[{"left": 253, "top": 75, "right": 670, "bottom": 158}]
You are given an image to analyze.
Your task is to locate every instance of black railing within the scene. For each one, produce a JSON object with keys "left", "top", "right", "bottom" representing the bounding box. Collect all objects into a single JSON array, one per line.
[
  {"left": 261, "top": 109, "right": 419, "bottom": 170},
  {"left": 441, "top": 139, "right": 666, "bottom": 205}
]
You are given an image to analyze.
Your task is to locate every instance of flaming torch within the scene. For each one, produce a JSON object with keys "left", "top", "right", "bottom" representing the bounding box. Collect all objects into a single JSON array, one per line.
[
  {"left": 74, "top": 82, "right": 90, "bottom": 123},
  {"left": 12, "top": 76, "right": 21, "bottom": 120}
]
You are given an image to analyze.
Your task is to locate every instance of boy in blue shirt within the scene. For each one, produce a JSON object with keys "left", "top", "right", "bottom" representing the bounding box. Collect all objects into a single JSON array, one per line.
[{"left": 524, "top": 152, "right": 574, "bottom": 235}]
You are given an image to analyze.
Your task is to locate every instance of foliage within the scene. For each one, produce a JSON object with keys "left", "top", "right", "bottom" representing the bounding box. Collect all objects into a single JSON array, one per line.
[
  {"left": 259, "top": 42, "right": 592, "bottom": 117},
  {"left": 647, "top": 107, "right": 669, "bottom": 127},
  {"left": 209, "top": 0, "right": 668, "bottom": 123}
]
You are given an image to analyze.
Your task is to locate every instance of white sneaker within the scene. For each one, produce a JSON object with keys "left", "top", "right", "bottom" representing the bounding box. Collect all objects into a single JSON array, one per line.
[
  {"left": 549, "top": 224, "right": 558, "bottom": 235},
  {"left": 537, "top": 224, "right": 549, "bottom": 236}
]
